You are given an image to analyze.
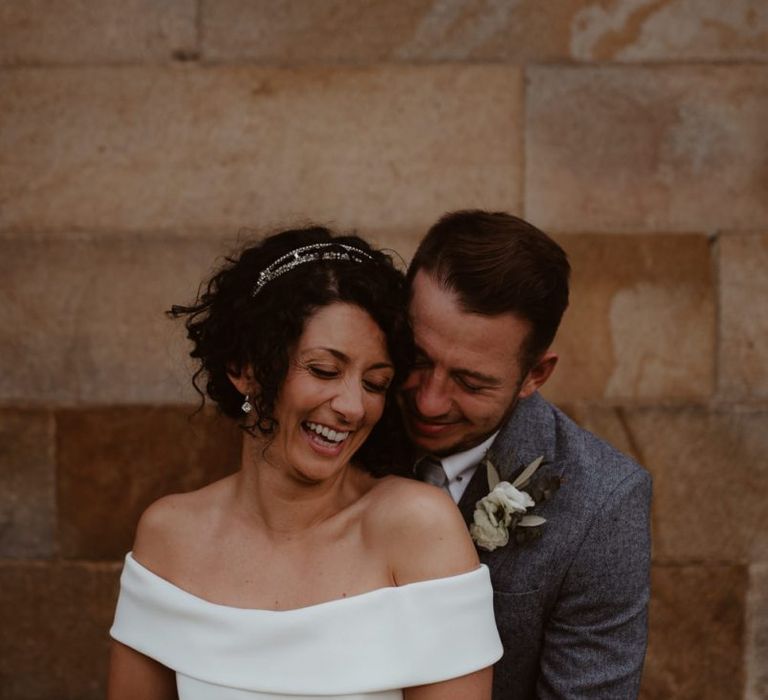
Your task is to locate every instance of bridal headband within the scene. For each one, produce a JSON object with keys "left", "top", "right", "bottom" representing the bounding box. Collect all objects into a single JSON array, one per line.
[{"left": 252, "top": 242, "right": 374, "bottom": 297}]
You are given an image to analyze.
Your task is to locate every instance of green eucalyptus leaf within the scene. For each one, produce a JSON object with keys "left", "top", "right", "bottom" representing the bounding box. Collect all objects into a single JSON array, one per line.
[
  {"left": 512, "top": 455, "right": 544, "bottom": 490},
  {"left": 485, "top": 457, "right": 501, "bottom": 490}
]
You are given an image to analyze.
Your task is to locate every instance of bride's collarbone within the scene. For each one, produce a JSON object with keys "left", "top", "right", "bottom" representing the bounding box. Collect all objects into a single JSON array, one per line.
[
  {"left": 186, "top": 550, "right": 390, "bottom": 611},
  {"left": 171, "top": 525, "right": 390, "bottom": 611}
]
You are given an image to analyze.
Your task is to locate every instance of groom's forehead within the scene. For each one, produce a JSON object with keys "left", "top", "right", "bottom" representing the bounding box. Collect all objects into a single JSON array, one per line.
[{"left": 409, "top": 272, "right": 528, "bottom": 336}]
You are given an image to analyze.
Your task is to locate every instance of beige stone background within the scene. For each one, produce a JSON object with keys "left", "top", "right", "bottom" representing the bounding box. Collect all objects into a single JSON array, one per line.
[{"left": 1, "top": 1, "right": 767, "bottom": 698}]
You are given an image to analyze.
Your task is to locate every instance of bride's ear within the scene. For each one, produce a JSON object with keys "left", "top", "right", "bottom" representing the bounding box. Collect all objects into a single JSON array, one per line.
[{"left": 226, "top": 363, "right": 256, "bottom": 397}]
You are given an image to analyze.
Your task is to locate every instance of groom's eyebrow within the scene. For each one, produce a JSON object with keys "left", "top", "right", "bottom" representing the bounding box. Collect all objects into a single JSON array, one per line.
[
  {"left": 453, "top": 368, "right": 502, "bottom": 386},
  {"left": 414, "top": 344, "right": 501, "bottom": 385}
]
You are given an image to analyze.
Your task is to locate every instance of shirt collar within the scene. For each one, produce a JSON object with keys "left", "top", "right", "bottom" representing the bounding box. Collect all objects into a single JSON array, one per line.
[{"left": 440, "top": 431, "right": 499, "bottom": 482}]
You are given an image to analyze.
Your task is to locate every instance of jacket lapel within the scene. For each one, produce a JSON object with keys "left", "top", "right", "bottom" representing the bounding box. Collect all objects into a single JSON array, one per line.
[
  {"left": 457, "top": 460, "right": 489, "bottom": 526},
  {"left": 486, "top": 392, "right": 559, "bottom": 483},
  {"left": 458, "top": 393, "right": 558, "bottom": 526},
  {"left": 457, "top": 394, "right": 573, "bottom": 571}
]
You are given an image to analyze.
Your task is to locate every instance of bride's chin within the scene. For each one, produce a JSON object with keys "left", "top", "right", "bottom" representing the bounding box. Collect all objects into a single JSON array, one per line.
[
  {"left": 290, "top": 453, "right": 354, "bottom": 483},
  {"left": 265, "top": 434, "right": 362, "bottom": 484},
  {"left": 289, "top": 466, "right": 328, "bottom": 485}
]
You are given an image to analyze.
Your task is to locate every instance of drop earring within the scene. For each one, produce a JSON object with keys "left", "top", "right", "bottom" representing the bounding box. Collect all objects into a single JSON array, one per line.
[{"left": 241, "top": 394, "right": 253, "bottom": 414}]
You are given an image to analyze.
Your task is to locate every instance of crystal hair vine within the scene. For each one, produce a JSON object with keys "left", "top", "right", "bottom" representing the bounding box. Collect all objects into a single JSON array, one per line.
[{"left": 252, "top": 242, "right": 375, "bottom": 297}]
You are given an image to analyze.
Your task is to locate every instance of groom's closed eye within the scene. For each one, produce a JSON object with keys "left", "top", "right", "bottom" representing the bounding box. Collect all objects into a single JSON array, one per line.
[{"left": 451, "top": 370, "right": 501, "bottom": 394}]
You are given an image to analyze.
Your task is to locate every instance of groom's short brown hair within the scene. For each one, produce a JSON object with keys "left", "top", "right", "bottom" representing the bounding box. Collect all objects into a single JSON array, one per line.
[{"left": 407, "top": 210, "right": 570, "bottom": 370}]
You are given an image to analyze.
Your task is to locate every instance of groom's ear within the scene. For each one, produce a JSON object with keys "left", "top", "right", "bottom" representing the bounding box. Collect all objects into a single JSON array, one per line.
[{"left": 518, "top": 351, "right": 558, "bottom": 400}]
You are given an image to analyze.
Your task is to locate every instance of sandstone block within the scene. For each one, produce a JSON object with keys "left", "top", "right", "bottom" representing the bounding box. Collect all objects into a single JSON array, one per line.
[
  {"left": 640, "top": 564, "right": 747, "bottom": 700},
  {"left": 570, "top": 0, "right": 768, "bottom": 62},
  {"left": 57, "top": 407, "right": 240, "bottom": 559},
  {"left": 562, "top": 404, "right": 768, "bottom": 562},
  {"left": 746, "top": 563, "right": 768, "bottom": 700},
  {"left": 526, "top": 66, "right": 768, "bottom": 232},
  {"left": 203, "top": 0, "right": 583, "bottom": 63},
  {"left": 201, "top": 1, "right": 768, "bottom": 63},
  {"left": 719, "top": 233, "right": 768, "bottom": 399},
  {"left": 541, "top": 234, "right": 714, "bottom": 402},
  {"left": 557, "top": 403, "right": 639, "bottom": 461},
  {"left": 0, "top": 0, "right": 197, "bottom": 65},
  {"left": 0, "top": 561, "right": 120, "bottom": 700},
  {"left": 0, "top": 234, "right": 228, "bottom": 404},
  {"left": 611, "top": 406, "right": 768, "bottom": 563},
  {"left": 0, "top": 410, "right": 55, "bottom": 557},
  {"left": 0, "top": 65, "right": 521, "bottom": 236}
]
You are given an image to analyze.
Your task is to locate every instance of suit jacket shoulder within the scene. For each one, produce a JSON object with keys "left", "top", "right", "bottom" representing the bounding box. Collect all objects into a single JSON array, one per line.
[
  {"left": 495, "top": 393, "right": 644, "bottom": 493},
  {"left": 460, "top": 392, "right": 651, "bottom": 593},
  {"left": 463, "top": 393, "right": 652, "bottom": 700}
]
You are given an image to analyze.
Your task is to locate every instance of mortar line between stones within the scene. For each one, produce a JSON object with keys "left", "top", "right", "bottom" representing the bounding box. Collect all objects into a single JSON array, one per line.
[
  {"left": 4, "top": 58, "right": 768, "bottom": 71},
  {"left": 711, "top": 232, "right": 722, "bottom": 401},
  {"left": 195, "top": 0, "right": 204, "bottom": 60},
  {"left": 614, "top": 405, "right": 662, "bottom": 556},
  {"left": 519, "top": 63, "right": 528, "bottom": 218},
  {"left": 615, "top": 405, "right": 645, "bottom": 467},
  {"left": 744, "top": 563, "right": 767, "bottom": 700},
  {"left": 50, "top": 409, "right": 61, "bottom": 561},
  {"left": 650, "top": 559, "right": 752, "bottom": 567},
  {"left": 740, "top": 563, "right": 752, "bottom": 700},
  {"left": 0, "top": 557, "right": 124, "bottom": 569},
  {"left": 743, "top": 576, "right": 751, "bottom": 700}
]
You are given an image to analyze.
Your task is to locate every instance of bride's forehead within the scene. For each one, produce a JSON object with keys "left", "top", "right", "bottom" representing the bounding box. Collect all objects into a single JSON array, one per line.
[
  {"left": 302, "top": 302, "right": 378, "bottom": 333},
  {"left": 297, "top": 303, "right": 388, "bottom": 353}
]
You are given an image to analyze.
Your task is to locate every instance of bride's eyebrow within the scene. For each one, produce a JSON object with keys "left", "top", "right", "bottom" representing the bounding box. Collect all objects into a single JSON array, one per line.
[
  {"left": 303, "top": 347, "right": 394, "bottom": 371},
  {"left": 302, "top": 347, "right": 348, "bottom": 362}
]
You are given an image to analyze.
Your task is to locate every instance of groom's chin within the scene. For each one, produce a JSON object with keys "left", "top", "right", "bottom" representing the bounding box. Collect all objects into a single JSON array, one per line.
[{"left": 405, "top": 421, "right": 474, "bottom": 457}]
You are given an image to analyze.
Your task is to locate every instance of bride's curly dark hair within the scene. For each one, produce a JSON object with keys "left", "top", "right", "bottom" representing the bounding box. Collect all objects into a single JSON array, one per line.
[{"left": 168, "top": 225, "right": 415, "bottom": 476}]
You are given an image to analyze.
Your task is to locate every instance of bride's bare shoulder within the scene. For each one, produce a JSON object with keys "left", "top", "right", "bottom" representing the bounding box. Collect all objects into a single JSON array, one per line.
[
  {"left": 132, "top": 476, "right": 234, "bottom": 575},
  {"left": 363, "top": 476, "right": 479, "bottom": 584},
  {"left": 364, "top": 475, "right": 453, "bottom": 513}
]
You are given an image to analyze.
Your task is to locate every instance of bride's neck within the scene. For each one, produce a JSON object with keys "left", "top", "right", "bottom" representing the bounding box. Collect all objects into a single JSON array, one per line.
[{"left": 233, "top": 437, "right": 360, "bottom": 537}]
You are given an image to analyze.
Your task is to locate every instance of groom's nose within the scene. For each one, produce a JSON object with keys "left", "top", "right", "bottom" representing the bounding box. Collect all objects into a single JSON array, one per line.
[{"left": 412, "top": 370, "right": 453, "bottom": 419}]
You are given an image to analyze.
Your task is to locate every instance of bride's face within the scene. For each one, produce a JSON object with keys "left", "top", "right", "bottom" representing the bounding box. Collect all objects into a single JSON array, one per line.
[{"left": 267, "top": 302, "right": 395, "bottom": 483}]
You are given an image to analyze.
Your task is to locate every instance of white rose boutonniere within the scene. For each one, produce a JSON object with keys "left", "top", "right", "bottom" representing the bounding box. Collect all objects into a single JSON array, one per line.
[
  {"left": 470, "top": 482, "right": 535, "bottom": 550},
  {"left": 470, "top": 455, "right": 562, "bottom": 552}
]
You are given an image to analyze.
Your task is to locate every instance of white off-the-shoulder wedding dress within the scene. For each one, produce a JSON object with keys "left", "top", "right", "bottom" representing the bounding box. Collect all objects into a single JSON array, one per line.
[{"left": 110, "top": 553, "right": 502, "bottom": 699}]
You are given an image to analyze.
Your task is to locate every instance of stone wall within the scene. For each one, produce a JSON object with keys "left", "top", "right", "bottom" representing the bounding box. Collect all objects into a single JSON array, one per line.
[{"left": 1, "top": 2, "right": 766, "bottom": 698}]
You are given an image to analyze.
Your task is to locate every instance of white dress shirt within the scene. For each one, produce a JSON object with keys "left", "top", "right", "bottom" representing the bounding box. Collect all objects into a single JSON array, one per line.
[{"left": 440, "top": 432, "right": 499, "bottom": 503}]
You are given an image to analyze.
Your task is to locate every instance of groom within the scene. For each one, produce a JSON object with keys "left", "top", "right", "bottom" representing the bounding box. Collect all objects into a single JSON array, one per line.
[{"left": 402, "top": 210, "right": 652, "bottom": 699}]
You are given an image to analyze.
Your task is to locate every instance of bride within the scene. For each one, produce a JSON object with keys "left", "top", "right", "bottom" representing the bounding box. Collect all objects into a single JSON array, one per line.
[{"left": 108, "top": 226, "right": 502, "bottom": 699}]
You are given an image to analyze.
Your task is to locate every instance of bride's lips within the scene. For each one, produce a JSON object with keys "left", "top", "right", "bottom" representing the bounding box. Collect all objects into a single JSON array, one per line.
[{"left": 300, "top": 422, "right": 350, "bottom": 457}]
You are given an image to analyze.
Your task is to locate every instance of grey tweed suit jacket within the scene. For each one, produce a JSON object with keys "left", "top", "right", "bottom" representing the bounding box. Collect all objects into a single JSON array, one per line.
[{"left": 458, "top": 393, "right": 652, "bottom": 699}]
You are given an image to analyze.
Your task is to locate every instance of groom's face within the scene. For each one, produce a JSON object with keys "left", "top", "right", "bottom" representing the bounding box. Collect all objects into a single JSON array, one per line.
[{"left": 401, "top": 271, "right": 534, "bottom": 457}]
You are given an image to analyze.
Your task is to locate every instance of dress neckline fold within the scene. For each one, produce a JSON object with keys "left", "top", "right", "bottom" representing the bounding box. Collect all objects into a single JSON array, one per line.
[
  {"left": 111, "top": 551, "right": 503, "bottom": 695},
  {"left": 125, "top": 551, "right": 487, "bottom": 613}
]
